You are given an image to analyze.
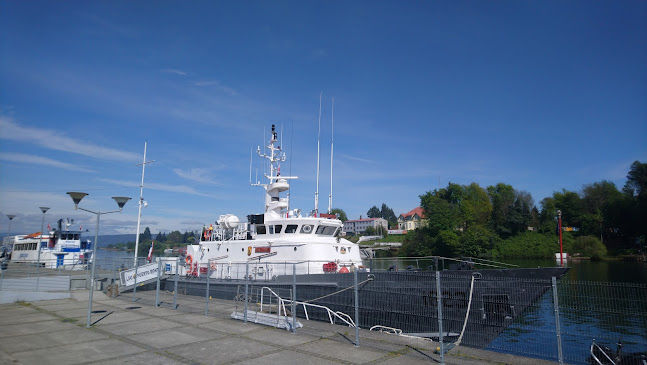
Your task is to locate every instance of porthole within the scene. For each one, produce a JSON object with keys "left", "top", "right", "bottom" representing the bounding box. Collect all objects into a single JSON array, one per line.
[
  {"left": 294, "top": 247, "right": 297, "bottom": 251},
  {"left": 301, "top": 225, "right": 313, "bottom": 233},
  {"left": 242, "top": 248, "right": 244, "bottom": 252},
  {"left": 226, "top": 248, "right": 229, "bottom": 252}
]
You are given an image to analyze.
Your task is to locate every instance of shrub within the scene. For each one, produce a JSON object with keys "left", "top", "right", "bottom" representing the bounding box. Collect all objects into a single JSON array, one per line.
[{"left": 569, "top": 235, "right": 607, "bottom": 260}]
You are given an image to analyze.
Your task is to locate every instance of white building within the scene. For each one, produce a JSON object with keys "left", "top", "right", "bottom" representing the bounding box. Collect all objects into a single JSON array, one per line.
[{"left": 343, "top": 217, "right": 388, "bottom": 235}]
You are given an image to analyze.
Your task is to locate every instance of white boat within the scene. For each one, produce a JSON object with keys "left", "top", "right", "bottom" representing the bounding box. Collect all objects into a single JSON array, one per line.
[
  {"left": 8, "top": 218, "right": 91, "bottom": 270},
  {"left": 185, "top": 124, "right": 363, "bottom": 277}
]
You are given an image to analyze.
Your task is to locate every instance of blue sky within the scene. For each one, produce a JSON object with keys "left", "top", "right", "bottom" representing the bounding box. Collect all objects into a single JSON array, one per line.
[{"left": 1, "top": 1, "right": 645, "bottom": 235}]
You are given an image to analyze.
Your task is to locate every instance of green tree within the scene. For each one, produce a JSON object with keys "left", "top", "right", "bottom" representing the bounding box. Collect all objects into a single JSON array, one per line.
[
  {"left": 487, "top": 183, "right": 516, "bottom": 237},
  {"left": 367, "top": 206, "right": 381, "bottom": 218},
  {"left": 463, "top": 183, "right": 492, "bottom": 228},
  {"left": 380, "top": 203, "right": 397, "bottom": 227},
  {"left": 459, "top": 225, "right": 491, "bottom": 257},
  {"left": 330, "top": 208, "right": 348, "bottom": 222},
  {"left": 364, "top": 226, "right": 376, "bottom": 235},
  {"left": 569, "top": 236, "right": 607, "bottom": 260},
  {"left": 139, "top": 227, "right": 152, "bottom": 242},
  {"left": 420, "top": 192, "right": 458, "bottom": 236}
]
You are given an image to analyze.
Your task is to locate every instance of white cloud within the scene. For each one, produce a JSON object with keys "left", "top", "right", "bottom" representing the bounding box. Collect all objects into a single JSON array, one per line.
[
  {"left": 0, "top": 152, "right": 95, "bottom": 173},
  {"left": 97, "top": 178, "right": 217, "bottom": 198},
  {"left": 173, "top": 168, "right": 220, "bottom": 184},
  {"left": 162, "top": 68, "right": 187, "bottom": 76},
  {"left": 194, "top": 80, "right": 239, "bottom": 96},
  {"left": 0, "top": 117, "right": 141, "bottom": 162}
]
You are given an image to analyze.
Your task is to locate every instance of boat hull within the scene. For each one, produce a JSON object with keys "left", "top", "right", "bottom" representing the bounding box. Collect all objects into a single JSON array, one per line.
[{"left": 159, "top": 266, "right": 569, "bottom": 349}]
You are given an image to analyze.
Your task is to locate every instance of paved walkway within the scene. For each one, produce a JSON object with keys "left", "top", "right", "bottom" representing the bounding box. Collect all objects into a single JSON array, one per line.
[{"left": 0, "top": 290, "right": 558, "bottom": 364}]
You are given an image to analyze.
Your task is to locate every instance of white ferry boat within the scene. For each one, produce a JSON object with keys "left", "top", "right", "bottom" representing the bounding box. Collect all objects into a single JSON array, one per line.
[
  {"left": 185, "top": 124, "right": 362, "bottom": 278},
  {"left": 8, "top": 218, "right": 91, "bottom": 270}
]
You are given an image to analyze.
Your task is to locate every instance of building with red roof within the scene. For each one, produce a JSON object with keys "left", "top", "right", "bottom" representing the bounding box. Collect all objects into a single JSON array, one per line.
[{"left": 397, "top": 207, "right": 426, "bottom": 231}]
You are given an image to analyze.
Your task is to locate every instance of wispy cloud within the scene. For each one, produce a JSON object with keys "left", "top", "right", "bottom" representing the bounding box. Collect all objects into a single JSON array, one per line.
[
  {"left": 0, "top": 117, "right": 140, "bottom": 162},
  {"left": 0, "top": 152, "right": 95, "bottom": 173},
  {"left": 98, "top": 178, "right": 217, "bottom": 198},
  {"left": 338, "top": 153, "right": 378, "bottom": 164},
  {"left": 162, "top": 69, "right": 187, "bottom": 76},
  {"left": 173, "top": 168, "right": 221, "bottom": 185},
  {"left": 194, "top": 80, "right": 239, "bottom": 96}
]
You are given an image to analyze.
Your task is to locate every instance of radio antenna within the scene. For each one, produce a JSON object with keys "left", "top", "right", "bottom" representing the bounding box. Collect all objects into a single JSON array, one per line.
[
  {"left": 328, "top": 97, "right": 334, "bottom": 214},
  {"left": 315, "top": 92, "right": 322, "bottom": 216}
]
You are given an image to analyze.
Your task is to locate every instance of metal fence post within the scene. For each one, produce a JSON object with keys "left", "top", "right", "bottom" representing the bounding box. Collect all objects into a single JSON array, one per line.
[
  {"left": 292, "top": 263, "right": 297, "bottom": 334},
  {"left": 205, "top": 261, "right": 210, "bottom": 316},
  {"left": 436, "top": 271, "right": 445, "bottom": 365},
  {"left": 354, "top": 268, "right": 360, "bottom": 347},
  {"left": 155, "top": 258, "right": 161, "bottom": 307},
  {"left": 244, "top": 262, "right": 249, "bottom": 323},
  {"left": 552, "top": 277, "right": 564, "bottom": 365},
  {"left": 173, "top": 257, "right": 178, "bottom": 310}
]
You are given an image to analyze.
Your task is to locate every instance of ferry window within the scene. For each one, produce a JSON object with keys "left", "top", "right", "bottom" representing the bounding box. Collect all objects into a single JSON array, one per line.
[
  {"left": 316, "top": 226, "right": 337, "bottom": 235},
  {"left": 74, "top": 234, "right": 79, "bottom": 240},
  {"left": 271, "top": 197, "right": 279, "bottom": 202},
  {"left": 285, "top": 225, "right": 298, "bottom": 233},
  {"left": 256, "top": 225, "right": 267, "bottom": 234},
  {"left": 274, "top": 225, "right": 282, "bottom": 233},
  {"left": 300, "top": 225, "right": 313, "bottom": 234}
]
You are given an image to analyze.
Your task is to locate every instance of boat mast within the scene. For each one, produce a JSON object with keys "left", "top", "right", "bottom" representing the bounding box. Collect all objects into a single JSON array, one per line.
[
  {"left": 134, "top": 142, "right": 154, "bottom": 265},
  {"left": 315, "top": 92, "right": 322, "bottom": 216},
  {"left": 328, "top": 97, "right": 334, "bottom": 214}
]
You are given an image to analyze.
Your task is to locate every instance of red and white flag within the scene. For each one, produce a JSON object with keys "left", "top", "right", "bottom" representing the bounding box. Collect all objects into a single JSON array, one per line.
[{"left": 147, "top": 240, "right": 155, "bottom": 262}]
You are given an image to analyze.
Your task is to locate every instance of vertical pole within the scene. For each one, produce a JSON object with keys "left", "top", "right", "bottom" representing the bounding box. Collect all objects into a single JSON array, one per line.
[
  {"left": 37, "top": 209, "right": 47, "bottom": 291},
  {"left": 552, "top": 277, "right": 564, "bottom": 365},
  {"left": 436, "top": 271, "right": 445, "bottom": 365},
  {"left": 86, "top": 212, "right": 100, "bottom": 328},
  {"left": 155, "top": 259, "right": 161, "bottom": 307},
  {"left": 205, "top": 261, "right": 210, "bottom": 316},
  {"left": 558, "top": 210, "right": 563, "bottom": 266},
  {"left": 132, "top": 256, "right": 139, "bottom": 301},
  {"left": 173, "top": 257, "right": 178, "bottom": 310},
  {"left": 244, "top": 262, "right": 249, "bottom": 323},
  {"left": 292, "top": 263, "right": 297, "bottom": 333},
  {"left": 354, "top": 268, "right": 360, "bottom": 347}
]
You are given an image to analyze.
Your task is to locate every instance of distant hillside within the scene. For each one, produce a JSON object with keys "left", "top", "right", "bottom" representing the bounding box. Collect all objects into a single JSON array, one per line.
[{"left": 94, "top": 234, "right": 137, "bottom": 247}]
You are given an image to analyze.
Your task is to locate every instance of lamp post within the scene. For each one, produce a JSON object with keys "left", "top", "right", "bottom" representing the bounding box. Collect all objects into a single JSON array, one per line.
[
  {"left": 67, "top": 192, "right": 130, "bottom": 328},
  {"left": 6, "top": 215, "right": 15, "bottom": 236},
  {"left": 37, "top": 207, "right": 49, "bottom": 290},
  {"left": 557, "top": 210, "right": 563, "bottom": 267}
]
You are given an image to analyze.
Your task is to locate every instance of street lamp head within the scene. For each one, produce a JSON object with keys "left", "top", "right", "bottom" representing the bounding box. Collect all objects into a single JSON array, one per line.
[
  {"left": 557, "top": 209, "right": 562, "bottom": 217},
  {"left": 112, "top": 197, "right": 131, "bottom": 211},
  {"left": 39, "top": 207, "right": 50, "bottom": 214},
  {"left": 67, "top": 192, "right": 88, "bottom": 209}
]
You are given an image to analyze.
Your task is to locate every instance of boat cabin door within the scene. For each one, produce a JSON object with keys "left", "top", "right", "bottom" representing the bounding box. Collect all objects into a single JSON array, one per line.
[{"left": 56, "top": 254, "right": 64, "bottom": 268}]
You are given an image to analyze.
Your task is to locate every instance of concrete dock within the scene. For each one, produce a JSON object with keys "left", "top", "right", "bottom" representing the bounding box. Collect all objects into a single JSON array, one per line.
[{"left": 0, "top": 290, "right": 558, "bottom": 364}]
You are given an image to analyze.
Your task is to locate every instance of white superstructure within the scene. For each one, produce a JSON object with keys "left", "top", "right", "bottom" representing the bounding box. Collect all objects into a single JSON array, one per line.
[
  {"left": 8, "top": 218, "right": 91, "bottom": 270},
  {"left": 185, "top": 124, "right": 362, "bottom": 277}
]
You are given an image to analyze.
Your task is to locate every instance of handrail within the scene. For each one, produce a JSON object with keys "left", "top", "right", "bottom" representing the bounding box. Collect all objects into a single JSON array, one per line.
[{"left": 259, "top": 286, "right": 355, "bottom": 327}]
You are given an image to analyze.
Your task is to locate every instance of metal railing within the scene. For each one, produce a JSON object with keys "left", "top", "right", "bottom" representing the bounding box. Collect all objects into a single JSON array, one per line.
[{"left": 2, "top": 256, "right": 646, "bottom": 365}]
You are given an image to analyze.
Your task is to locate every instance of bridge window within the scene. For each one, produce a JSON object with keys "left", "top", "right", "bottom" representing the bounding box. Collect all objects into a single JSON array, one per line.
[
  {"left": 284, "top": 225, "right": 298, "bottom": 233},
  {"left": 316, "top": 225, "right": 337, "bottom": 236},
  {"left": 274, "top": 225, "right": 283, "bottom": 233},
  {"left": 256, "top": 225, "right": 267, "bottom": 234}
]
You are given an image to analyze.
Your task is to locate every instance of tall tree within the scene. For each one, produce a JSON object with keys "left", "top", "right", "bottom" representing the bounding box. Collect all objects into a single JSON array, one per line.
[
  {"left": 380, "top": 203, "right": 397, "bottom": 227},
  {"left": 487, "top": 183, "right": 516, "bottom": 237},
  {"left": 330, "top": 208, "right": 348, "bottom": 222},
  {"left": 367, "top": 206, "right": 381, "bottom": 218}
]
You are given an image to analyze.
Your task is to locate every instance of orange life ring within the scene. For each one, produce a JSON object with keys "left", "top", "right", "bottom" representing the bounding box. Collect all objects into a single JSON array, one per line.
[
  {"left": 203, "top": 230, "right": 211, "bottom": 240},
  {"left": 185, "top": 255, "right": 193, "bottom": 265}
]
